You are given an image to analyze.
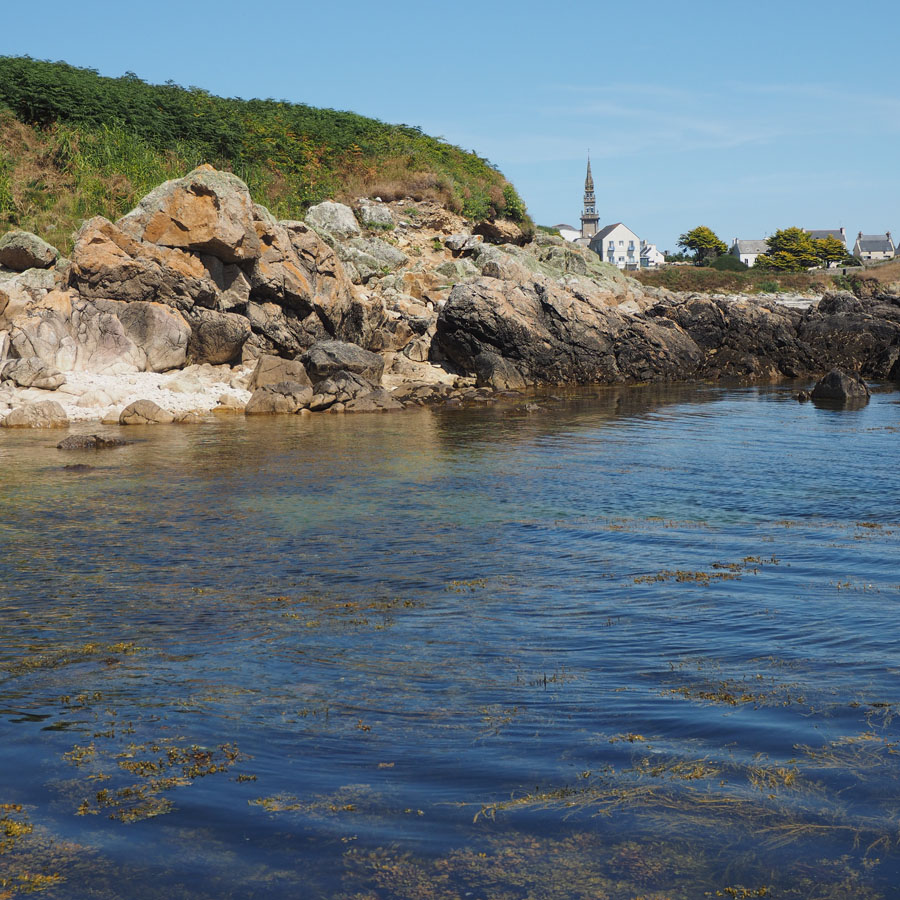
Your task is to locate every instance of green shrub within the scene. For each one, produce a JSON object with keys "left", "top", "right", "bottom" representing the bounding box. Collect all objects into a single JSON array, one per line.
[{"left": 710, "top": 254, "right": 746, "bottom": 271}]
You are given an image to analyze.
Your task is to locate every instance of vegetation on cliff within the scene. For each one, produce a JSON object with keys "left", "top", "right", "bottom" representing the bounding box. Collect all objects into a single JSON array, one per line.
[
  {"left": 0, "top": 56, "right": 530, "bottom": 252},
  {"left": 635, "top": 264, "right": 838, "bottom": 295}
]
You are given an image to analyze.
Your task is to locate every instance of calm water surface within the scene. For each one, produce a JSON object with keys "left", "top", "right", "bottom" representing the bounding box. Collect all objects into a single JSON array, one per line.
[{"left": 1, "top": 382, "right": 899, "bottom": 899}]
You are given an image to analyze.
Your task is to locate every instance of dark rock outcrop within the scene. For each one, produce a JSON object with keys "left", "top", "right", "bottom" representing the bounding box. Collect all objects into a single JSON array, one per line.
[
  {"left": 302, "top": 340, "right": 385, "bottom": 383},
  {"left": 435, "top": 276, "right": 702, "bottom": 386},
  {"left": 186, "top": 309, "right": 252, "bottom": 365},
  {"left": 437, "top": 280, "right": 900, "bottom": 388}
]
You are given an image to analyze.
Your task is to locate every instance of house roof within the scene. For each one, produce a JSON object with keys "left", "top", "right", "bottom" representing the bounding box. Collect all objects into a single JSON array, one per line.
[
  {"left": 806, "top": 229, "right": 845, "bottom": 244},
  {"left": 734, "top": 239, "right": 768, "bottom": 254},
  {"left": 553, "top": 224, "right": 579, "bottom": 232},
  {"left": 590, "top": 223, "right": 639, "bottom": 243},
  {"left": 856, "top": 234, "right": 894, "bottom": 253}
]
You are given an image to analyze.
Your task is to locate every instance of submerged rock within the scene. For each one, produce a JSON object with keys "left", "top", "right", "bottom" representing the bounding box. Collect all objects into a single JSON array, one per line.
[{"left": 57, "top": 434, "right": 131, "bottom": 450}]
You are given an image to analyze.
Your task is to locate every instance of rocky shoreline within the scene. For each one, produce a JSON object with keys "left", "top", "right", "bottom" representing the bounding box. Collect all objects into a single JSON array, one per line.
[{"left": 1, "top": 165, "right": 899, "bottom": 430}]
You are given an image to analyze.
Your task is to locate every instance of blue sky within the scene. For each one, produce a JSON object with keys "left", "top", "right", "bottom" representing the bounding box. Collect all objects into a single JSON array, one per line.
[{"left": 2, "top": 0, "right": 897, "bottom": 252}]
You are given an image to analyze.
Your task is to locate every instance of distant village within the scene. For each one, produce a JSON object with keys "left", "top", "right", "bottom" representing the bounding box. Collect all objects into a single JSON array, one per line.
[{"left": 554, "top": 159, "right": 896, "bottom": 271}]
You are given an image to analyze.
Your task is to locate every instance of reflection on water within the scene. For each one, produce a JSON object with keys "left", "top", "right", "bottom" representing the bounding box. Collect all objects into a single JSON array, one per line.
[{"left": 1, "top": 381, "right": 899, "bottom": 898}]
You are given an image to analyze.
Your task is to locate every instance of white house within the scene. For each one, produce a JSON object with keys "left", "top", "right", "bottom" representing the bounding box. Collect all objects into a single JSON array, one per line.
[
  {"left": 853, "top": 232, "right": 895, "bottom": 261},
  {"left": 730, "top": 239, "right": 768, "bottom": 267},
  {"left": 553, "top": 223, "right": 582, "bottom": 243},
  {"left": 589, "top": 223, "right": 641, "bottom": 270},
  {"left": 640, "top": 241, "right": 665, "bottom": 268}
]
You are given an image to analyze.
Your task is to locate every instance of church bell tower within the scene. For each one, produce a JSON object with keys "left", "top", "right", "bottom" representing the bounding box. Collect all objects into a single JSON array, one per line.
[{"left": 580, "top": 156, "right": 599, "bottom": 239}]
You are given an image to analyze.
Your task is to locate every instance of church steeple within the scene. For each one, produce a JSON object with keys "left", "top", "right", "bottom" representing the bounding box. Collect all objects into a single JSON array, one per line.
[{"left": 581, "top": 155, "right": 599, "bottom": 239}]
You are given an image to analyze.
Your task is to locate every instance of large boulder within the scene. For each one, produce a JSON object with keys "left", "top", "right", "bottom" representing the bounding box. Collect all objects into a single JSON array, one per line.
[
  {"left": 309, "top": 370, "right": 381, "bottom": 411},
  {"left": 115, "top": 301, "right": 191, "bottom": 372},
  {"left": 339, "top": 237, "right": 407, "bottom": 283},
  {"left": 245, "top": 301, "right": 326, "bottom": 357},
  {"left": 302, "top": 340, "right": 385, "bottom": 383},
  {"left": 304, "top": 201, "right": 361, "bottom": 238},
  {"left": 355, "top": 199, "right": 394, "bottom": 230},
  {"left": 247, "top": 218, "right": 382, "bottom": 348},
  {"left": 200, "top": 254, "right": 251, "bottom": 310},
  {"left": 69, "top": 217, "right": 219, "bottom": 310},
  {"left": 0, "top": 356, "right": 66, "bottom": 390},
  {"left": 473, "top": 219, "right": 526, "bottom": 246},
  {"left": 119, "top": 400, "right": 175, "bottom": 425},
  {"left": 186, "top": 308, "right": 251, "bottom": 365},
  {"left": 1, "top": 266, "right": 63, "bottom": 328},
  {"left": 248, "top": 219, "right": 317, "bottom": 313},
  {"left": 9, "top": 291, "right": 146, "bottom": 374},
  {"left": 811, "top": 369, "right": 870, "bottom": 405},
  {"left": 0, "top": 231, "right": 60, "bottom": 271},
  {"left": 248, "top": 355, "right": 312, "bottom": 390},
  {"left": 245, "top": 381, "right": 313, "bottom": 415},
  {"left": 1, "top": 400, "right": 68, "bottom": 428},
  {"left": 117, "top": 165, "right": 261, "bottom": 264}
]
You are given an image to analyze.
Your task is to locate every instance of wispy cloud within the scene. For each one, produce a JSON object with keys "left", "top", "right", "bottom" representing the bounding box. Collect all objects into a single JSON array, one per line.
[{"left": 441, "top": 81, "right": 900, "bottom": 168}]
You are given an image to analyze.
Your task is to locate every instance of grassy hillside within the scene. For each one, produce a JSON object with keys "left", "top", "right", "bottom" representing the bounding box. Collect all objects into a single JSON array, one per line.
[
  {"left": 0, "top": 56, "right": 530, "bottom": 252},
  {"left": 634, "top": 264, "right": 840, "bottom": 295}
]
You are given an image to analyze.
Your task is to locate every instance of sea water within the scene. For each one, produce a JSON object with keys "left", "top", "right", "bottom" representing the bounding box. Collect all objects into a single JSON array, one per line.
[{"left": 1, "top": 381, "right": 898, "bottom": 899}]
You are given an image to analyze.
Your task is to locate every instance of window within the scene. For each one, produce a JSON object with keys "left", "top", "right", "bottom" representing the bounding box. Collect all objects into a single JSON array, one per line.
[{"left": 618, "top": 240, "right": 624, "bottom": 247}]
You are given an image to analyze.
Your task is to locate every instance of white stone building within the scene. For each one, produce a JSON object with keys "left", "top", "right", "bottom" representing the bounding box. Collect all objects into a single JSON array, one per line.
[
  {"left": 730, "top": 239, "right": 768, "bottom": 267},
  {"left": 589, "top": 223, "right": 641, "bottom": 270},
  {"left": 553, "top": 224, "right": 582, "bottom": 243},
  {"left": 853, "top": 232, "right": 895, "bottom": 261},
  {"left": 640, "top": 242, "right": 665, "bottom": 268}
]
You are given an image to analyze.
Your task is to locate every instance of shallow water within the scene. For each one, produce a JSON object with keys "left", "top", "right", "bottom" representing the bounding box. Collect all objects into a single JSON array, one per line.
[{"left": 1, "top": 381, "right": 899, "bottom": 899}]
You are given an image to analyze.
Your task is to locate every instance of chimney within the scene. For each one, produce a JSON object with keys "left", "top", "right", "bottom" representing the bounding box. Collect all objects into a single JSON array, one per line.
[
  {"left": 840, "top": 226, "right": 846, "bottom": 240},
  {"left": 858, "top": 231, "right": 863, "bottom": 239}
]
